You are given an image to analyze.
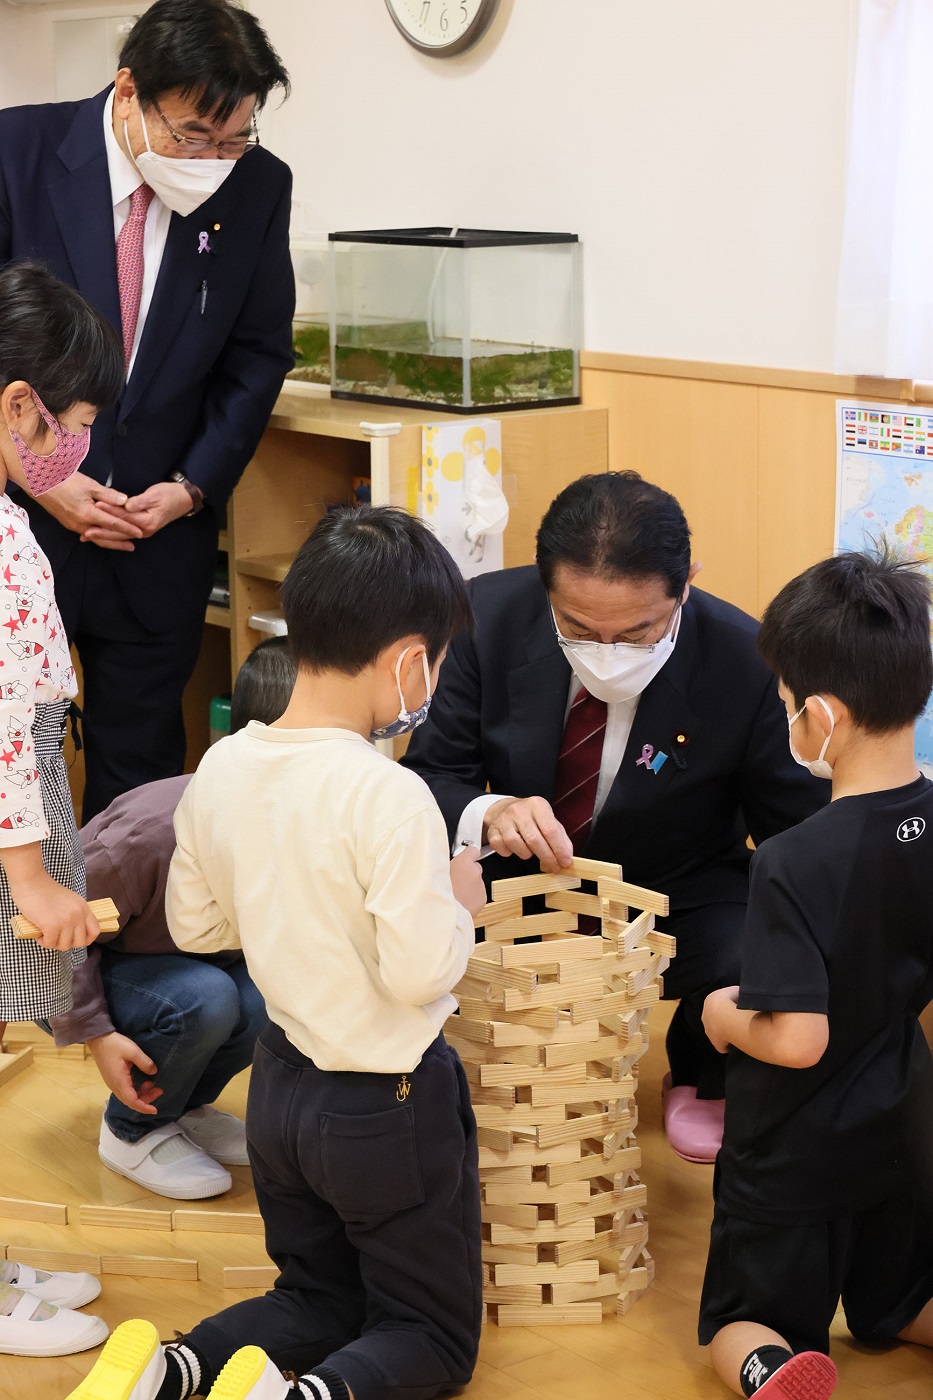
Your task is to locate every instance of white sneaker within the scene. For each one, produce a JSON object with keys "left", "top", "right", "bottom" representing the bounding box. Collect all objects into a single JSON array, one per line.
[
  {"left": 99, "top": 1116, "right": 232, "bottom": 1200},
  {"left": 66, "top": 1318, "right": 166, "bottom": 1399},
  {"left": 5, "top": 1261, "right": 101, "bottom": 1309},
  {"left": 178, "top": 1104, "right": 250, "bottom": 1166},
  {"left": 207, "top": 1345, "right": 292, "bottom": 1399},
  {"left": 0, "top": 1285, "right": 108, "bottom": 1357}
]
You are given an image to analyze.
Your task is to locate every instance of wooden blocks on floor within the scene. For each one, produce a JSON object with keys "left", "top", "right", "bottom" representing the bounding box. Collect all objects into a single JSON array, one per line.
[
  {"left": 0, "top": 1195, "right": 68, "bottom": 1224},
  {"left": 0, "top": 1198, "right": 265, "bottom": 1234},
  {"left": 0, "top": 1046, "right": 34, "bottom": 1088},
  {"left": 223, "top": 1265, "right": 278, "bottom": 1289},
  {"left": 79, "top": 1206, "right": 174, "bottom": 1231},
  {"left": 457, "top": 856, "right": 671, "bottom": 1327},
  {"left": 173, "top": 1210, "right": 265, "bottom": 1236},
  {"left": 2, "top": 1244, "right": 199, "bottom": 1279}
]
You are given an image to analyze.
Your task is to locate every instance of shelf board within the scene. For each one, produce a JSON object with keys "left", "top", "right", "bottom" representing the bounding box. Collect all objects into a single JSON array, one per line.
[
  {"left": 235, "top": 552, "right": 293, "bottom": 584},
  {"left": 218, "top": 530, "right": 230, "bottom": 551},
  {"left": 205, "top": 605, "right": 231, "bottom": 629}
]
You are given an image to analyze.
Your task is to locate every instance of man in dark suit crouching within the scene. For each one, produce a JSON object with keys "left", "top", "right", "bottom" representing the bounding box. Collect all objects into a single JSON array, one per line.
[{"left": 403, "top": 471, "right": 828, "bottom": 1162}]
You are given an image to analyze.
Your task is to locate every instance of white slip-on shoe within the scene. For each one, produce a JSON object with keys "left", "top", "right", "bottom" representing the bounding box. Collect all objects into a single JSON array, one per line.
[
  {"left": 99, "top": 1116, "right": 232, "bottom": 1200},
  {"left": 207, "top": 1345, "right": 293, "bottom": 1399},
  {"left": 5, "top": 1262, "right": 101, "bottom": 1310},
  {"left": 177, "top": 1104, "right": 250, "bottom": 1166},
  {"left": 66, "top": 1318, "right": 166, "bottom": 1399},
  {"left": 0, "top": 1286, "right": 108, "bottom": 1357}
]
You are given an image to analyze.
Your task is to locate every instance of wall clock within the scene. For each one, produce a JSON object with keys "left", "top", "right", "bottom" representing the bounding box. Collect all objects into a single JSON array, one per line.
[{"left": 384, "top": 0, "right": 501, "bottom": 58}]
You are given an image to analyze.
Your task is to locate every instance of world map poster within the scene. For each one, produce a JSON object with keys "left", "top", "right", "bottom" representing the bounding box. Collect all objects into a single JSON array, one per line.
[{"left": 836, "top": 400, "right": 933, "bottom": 775}]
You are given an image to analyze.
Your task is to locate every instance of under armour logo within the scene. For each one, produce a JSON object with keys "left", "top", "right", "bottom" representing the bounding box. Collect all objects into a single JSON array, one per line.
[
  {"left": 396, "top": 1075, "right": 411, "bottom": 1101},
  {"left": 897, "top": 817, "right": 926, "bottom": 843}
]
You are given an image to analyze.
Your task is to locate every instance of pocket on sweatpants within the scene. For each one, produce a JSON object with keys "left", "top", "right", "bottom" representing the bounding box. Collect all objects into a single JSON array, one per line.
[{"left": 320, "top": 1104, "right": 426, "bottom": 1218}]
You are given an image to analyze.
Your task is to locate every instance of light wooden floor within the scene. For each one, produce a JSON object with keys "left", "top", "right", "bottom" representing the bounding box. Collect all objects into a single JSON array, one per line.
[{"left": 0, "top": 1006, "right": 930, "bottom": 1400}]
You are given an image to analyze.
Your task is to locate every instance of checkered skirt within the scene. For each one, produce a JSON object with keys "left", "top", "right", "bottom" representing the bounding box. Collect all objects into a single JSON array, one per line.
[{"left": 0, "top": 700, "right": 85, "bottom": 1021}]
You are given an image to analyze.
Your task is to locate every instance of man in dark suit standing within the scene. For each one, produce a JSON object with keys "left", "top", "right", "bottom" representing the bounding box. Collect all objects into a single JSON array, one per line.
[
  {"left": 0, "top": 0, "right": 295, "bottom": 820},
  {"left": 403, "top": 472, "right": 828, "bottom": 1162}
]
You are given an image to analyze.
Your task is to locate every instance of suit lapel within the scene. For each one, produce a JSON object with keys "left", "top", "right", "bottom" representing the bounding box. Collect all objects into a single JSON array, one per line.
[
  {"left": 506, "top": 600, "right": 571, "bottom": 800},
  {"left": 47, "top": 90, "right": 121, "bottom": 332}
]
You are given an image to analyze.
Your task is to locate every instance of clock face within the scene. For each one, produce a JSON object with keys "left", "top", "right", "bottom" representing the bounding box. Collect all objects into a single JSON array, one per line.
[{"left": 384, "top": 0, "right": 501, "bottom": 57}]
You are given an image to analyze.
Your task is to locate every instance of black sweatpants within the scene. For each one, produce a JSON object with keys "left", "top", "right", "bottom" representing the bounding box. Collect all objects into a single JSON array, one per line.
[
  {"left": 659, "top": 901, "right": 747, "bottom": 1100},
  {"left": 186, "top": 1024, "right": 483, "bottom": 1400}
]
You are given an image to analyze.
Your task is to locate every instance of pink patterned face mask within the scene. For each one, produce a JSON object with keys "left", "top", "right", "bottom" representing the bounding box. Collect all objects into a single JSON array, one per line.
[{"left": 7, "top": 391, "right": 91, "bottom": 496}]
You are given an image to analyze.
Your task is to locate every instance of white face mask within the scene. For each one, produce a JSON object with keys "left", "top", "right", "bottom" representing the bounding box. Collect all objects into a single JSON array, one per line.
[
  {"left": 126, "top": 110, "right": 236, "bottom": 218},
  {"left": 787, "top": 695, "right": 835, "bottom": 780},
  {"left": 552, "top": 601, "right": 681, "bottom": 704}
]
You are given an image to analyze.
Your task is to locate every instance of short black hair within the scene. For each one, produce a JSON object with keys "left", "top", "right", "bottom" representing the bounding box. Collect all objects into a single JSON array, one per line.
[
  {"left": 536, "top": 472, "right": 692, "bottom": 597},
  {"left": 0, "top": 262, "right": 124, "bottom": 417},
  {"left": 757, "top": 545, "right": 933, "bottom": 732},
  {"left": 282, "top": 507, "right": 473, "bottom": 674},
  {"left": 119, "top": 0, "right": 290, "bottom": 124},
  {"left": 230, "top": 636, "right": 295, "bottom": 733}
]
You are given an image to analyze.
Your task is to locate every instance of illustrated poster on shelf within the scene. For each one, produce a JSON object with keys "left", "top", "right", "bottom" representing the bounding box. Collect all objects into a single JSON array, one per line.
[
  {"left": 420, "top": 419, "right": 510, "bottom": 580},
  {"left": 836, "top": 399, "right": 933, "bottom": 775}
]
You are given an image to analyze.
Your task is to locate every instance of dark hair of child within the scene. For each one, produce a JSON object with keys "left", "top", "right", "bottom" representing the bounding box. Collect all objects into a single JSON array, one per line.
[
  {"left": 230, "top": 636, "right": 296, "bottom": 734},
  {"left": 281, "top": 506, "right": 474, "bottom": 675},
  {"left": 757, "top": 545, "right": 933, "bottom": 731}
]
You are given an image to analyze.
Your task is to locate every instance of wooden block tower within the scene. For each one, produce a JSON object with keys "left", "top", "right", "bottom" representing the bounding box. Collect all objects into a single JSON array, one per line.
[{"left": 445, "top": 856, "right": 674, "bottom": 1327}]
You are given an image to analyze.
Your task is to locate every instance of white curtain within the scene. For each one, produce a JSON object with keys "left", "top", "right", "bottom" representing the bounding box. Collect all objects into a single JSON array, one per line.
[{"left": 835, "top": 0, "right": 933, "bottom": 379}]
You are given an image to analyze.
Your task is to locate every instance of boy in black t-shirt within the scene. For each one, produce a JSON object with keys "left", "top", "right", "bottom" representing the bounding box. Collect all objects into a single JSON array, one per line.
[{"left": 699, "top": 548, "right": 933, "bottom": 1400}]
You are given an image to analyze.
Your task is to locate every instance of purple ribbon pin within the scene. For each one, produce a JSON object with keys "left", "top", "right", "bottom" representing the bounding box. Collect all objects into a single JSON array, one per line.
[
  {"left": 636, "top": 743, "right": 668, "bottom": 775},
  {"left": 636, "top": 744, "right": 654, "bottom": 768},
  {"left": 198, "top": 232, "right": 212, "bottom": 254}
]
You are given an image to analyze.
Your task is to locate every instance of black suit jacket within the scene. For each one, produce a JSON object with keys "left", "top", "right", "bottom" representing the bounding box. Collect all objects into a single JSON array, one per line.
[
  {"left": 403, "top": 567, "right": 829, "bottom": 912},
  {"left": 0, "top": 88, "right": 295, "bottom": 630}
]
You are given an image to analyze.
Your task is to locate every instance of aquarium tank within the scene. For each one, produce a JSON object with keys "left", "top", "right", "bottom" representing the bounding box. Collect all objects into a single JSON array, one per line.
[
  {"left": 328, "top": 228, "right": 581, "bottom": 413},
  {"left": 289, "top": 238, "right": 331, "bottom": 386}
]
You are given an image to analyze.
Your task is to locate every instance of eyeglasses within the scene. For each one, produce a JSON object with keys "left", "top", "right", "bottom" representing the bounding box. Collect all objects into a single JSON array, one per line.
[
  {"left": 552, "top": 597, "right": 682, "bottom": 653},
  {"left": 152, "top": 101, "right": 260, "bottom": 158}
]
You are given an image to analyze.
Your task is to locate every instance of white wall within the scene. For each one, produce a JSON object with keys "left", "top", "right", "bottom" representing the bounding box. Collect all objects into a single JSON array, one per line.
[{"left": 0, "top": 0, "right": 855, "bottom": 370}]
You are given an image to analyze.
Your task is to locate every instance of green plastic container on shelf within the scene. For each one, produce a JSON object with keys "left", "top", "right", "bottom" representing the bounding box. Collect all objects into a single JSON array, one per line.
[{"left": 210, "top": 695, "right": 231, "bottom": 746}]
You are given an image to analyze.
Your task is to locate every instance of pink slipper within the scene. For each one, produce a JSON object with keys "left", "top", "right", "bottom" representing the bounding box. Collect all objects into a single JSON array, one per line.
[
  {"left": 662, "top": 1073, "right": 725, "bottom": 1163},
  {"left": 756, "top": 1351, "right": 837, "bottom": 1399}
]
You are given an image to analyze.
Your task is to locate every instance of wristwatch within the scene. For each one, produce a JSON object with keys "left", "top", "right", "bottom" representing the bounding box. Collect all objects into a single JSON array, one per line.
[{"left": 169, "top": 471, "right": 205, "bottom": 516}]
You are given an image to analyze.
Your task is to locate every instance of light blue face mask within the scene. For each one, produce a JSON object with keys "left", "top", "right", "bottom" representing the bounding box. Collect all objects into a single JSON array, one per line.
[{"left": 370, "top": 648, "right": 433, "bottom": 740}]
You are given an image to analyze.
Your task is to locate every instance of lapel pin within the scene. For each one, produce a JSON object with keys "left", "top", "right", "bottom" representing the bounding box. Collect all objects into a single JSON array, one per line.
[
  {"left": 213, "top": 223, "right": 221, "bottom": 232},
  {"left": 670, "top": 731, "right": 689, "bottom": 770},
  {"left": 636, "top": 743, "right": 668, "bottom": 776},
  {"left": 198, "top": 231, "right": 212, "bottom": 254}
]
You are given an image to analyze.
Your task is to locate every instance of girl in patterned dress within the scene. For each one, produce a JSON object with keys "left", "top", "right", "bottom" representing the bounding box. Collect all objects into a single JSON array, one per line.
[{"left": 0, "top": 262, "right": 124, "bottom": 1357}]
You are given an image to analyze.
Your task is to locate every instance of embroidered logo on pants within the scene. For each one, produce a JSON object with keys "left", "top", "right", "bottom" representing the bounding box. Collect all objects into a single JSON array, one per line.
[{"left": 396, "top": 1075, "right": 411, "bottom": 1101}]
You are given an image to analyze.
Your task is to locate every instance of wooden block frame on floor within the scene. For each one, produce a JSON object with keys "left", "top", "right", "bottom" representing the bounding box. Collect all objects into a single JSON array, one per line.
[{"left": 454, "top": 856, "right": 672, "bottom": 1326}]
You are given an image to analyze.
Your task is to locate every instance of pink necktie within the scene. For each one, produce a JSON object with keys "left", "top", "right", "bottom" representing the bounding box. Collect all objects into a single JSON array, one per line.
[{"left": 116, "top": 184, "right": 155, "bottom": 370}]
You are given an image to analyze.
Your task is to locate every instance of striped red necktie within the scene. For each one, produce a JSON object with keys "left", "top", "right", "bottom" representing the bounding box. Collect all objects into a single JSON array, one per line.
[
  {"left": 116, "top": 183, "right": 154, "bottom": 370},
  {"left": 551, "top": 686, "right": 608, "bottom": 851}
]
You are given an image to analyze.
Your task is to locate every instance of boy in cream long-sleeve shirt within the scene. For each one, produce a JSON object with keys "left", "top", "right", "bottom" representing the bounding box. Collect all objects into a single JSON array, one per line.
[{"left": 67, "top": 508, "right": 485, "bottom": 1400}]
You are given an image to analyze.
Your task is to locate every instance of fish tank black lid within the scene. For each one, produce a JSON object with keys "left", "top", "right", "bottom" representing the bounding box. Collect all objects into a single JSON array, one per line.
[{"left": 329, "top": 227, "right": 578, "bottom": 249}]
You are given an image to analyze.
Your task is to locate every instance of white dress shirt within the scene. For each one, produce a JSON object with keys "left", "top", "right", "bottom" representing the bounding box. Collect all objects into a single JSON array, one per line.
[
  {"left": 103, "top": 90, "right": 171, "bottom": 377},
  {"left": 454, "top": 677, "right": 639, "bottom": 854}
]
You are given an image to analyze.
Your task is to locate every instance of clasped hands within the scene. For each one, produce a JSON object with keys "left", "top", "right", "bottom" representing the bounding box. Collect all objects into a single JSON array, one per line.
[{"left": 40, "top": 472, "right": 193, "bottom": 551}]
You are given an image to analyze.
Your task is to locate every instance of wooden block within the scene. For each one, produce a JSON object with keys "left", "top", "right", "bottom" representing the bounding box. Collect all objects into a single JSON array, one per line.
[
  {"left": 0, "top": 1195, "right": 68, "bottom": 1224},
  {"left": 547, "top": 1146, "right": 641, "bottom": 1186},
  {"left": 458, "top": 1000, "right": 560, "bottom": 1032},
  {"left": 553, "top": 1227, "right": 619, "bottom": 1267},
  {"left": 502, "top": 977, "right": 603, "bottom": 1013},
  {"left": 483, "top": 1283, "right": 544, "bottom": 1305},
  {"left": 564, "top": 856, "right": 623, "bottom": 882},
  {"left": 483, "top": 1181, "right": 592, "bottom": 1205},
  {"left": 490, "top": 1219, "right": 596, "bottom": 1245},
  {"left": 497, "top": 1302, "right": 603, "bottom": 1327},
  {"left": 488, "top": 912, "right": 579, "bottom": 943},
  {"left": 446, "top": 1017, "right": 493, "bottom": 1045},
  {"left": 529, "top": 1075, "right": 634, "bottom": 1107},
  {"left": 473, "top": 1104, "right": 566, "bottom": 1130},
  {"left": 478, "top": 1062, "right": 587, "bottom": 1088},
  {"left": 536, "top": 1111, "right": 629, "bottom": 1151},
  {"left": 0, "top": 1047, "right": 34, "bottom": 1088},
  {"left": 481, "top": 1242, "right": 540, "bottom": 1264},
  {"left": 222, "top": 1265, "right": 277, "bottom": 1289},
  {"left": 608, "top": 909, "right": 656, "bottom": 953},
  {"left": 11, "top": 897, "right": 119, "bottom": 941},
  {"left": 480, "top": 1202, "right": 539, "bottom": 1229},
  {"left": 571, "top": 984, "right": 659, "bottom": 1024},
  {"left": 598, "top": 879, "right": 668, "bottom": 918},
  {"left": 448, "top": 1037, "right": 540, "bottom": 1067},
  {"left": 473, "top": 898, "right": 522, "bottom": 929},
  {"left": 542, "top": 1035, "right": 624, "bottom": 1068},
  {"left": 487, "top": 1017, "right": 599, "bottom": 1049},
  {"left": 545, "top": 890, "right": 604, "bottom": 919},
  {"left": 551, "top": 1271, "right": 624, "bottom": 1305},
  {"left": 553, "top": 1188, "right": 622, "bottom": 1226},
  {"left": 620, "top": 1182, "right": 648, "bottom": 1212},
  {"left": 490, "top": 873, "right": 580, "bottom": 900},
  {"left": 171, "top": 1209, "right": 266, "bottom": 1236},
  {"left": 467, "top": 1083, "right": 516, "bottom": 1107},
  {"left": 478, "top": 1164, "right": 533, "bottom": 1185},
  {"left": 464, "top": 956, "right": 537, "bottom": 993},
  {"left": 645, "top": 929, "right": 676, "bottom": 957},
  {"left": 494, "top": 1261, "right": 600, "bottom": 1286},
  {"left": 479, "top": 1141, "right": 580, "bottom": 1170},
  {"left": 498, "top": 934, "right": 600, "bottom": 967},
  {"left": 477, "top": 1126, "right": 513, "bottom": 1152},
  {"left": 101, "top": 1254, "right": 199, "bottom": 1280},
  {"left": 80, "top": 1206, "right": 173, "bottom": 1231},
  {"left": 12, "top": 1248, "right": 100, "bottom": 1273},
  {"left": 617, "top": 1265, "right": 649, "bottom": 1294}
]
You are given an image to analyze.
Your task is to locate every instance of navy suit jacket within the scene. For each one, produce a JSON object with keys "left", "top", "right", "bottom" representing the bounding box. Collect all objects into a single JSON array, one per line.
[
  {"left": 0, "top": 88, "right": 295, "bottom": 630},
  {"left": 402, "top": 567, "right": 829, "bottom": 912}
]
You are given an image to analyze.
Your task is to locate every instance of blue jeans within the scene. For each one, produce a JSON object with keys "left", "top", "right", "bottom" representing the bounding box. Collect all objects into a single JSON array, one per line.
[{"left": 99, "top": 952, "right": 268, "bottom": 1144}]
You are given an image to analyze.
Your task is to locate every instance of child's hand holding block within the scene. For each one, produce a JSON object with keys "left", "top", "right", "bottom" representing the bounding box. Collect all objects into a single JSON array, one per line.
[{"left": 10, "top": 896, "right": 120, "bottom": 941}]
